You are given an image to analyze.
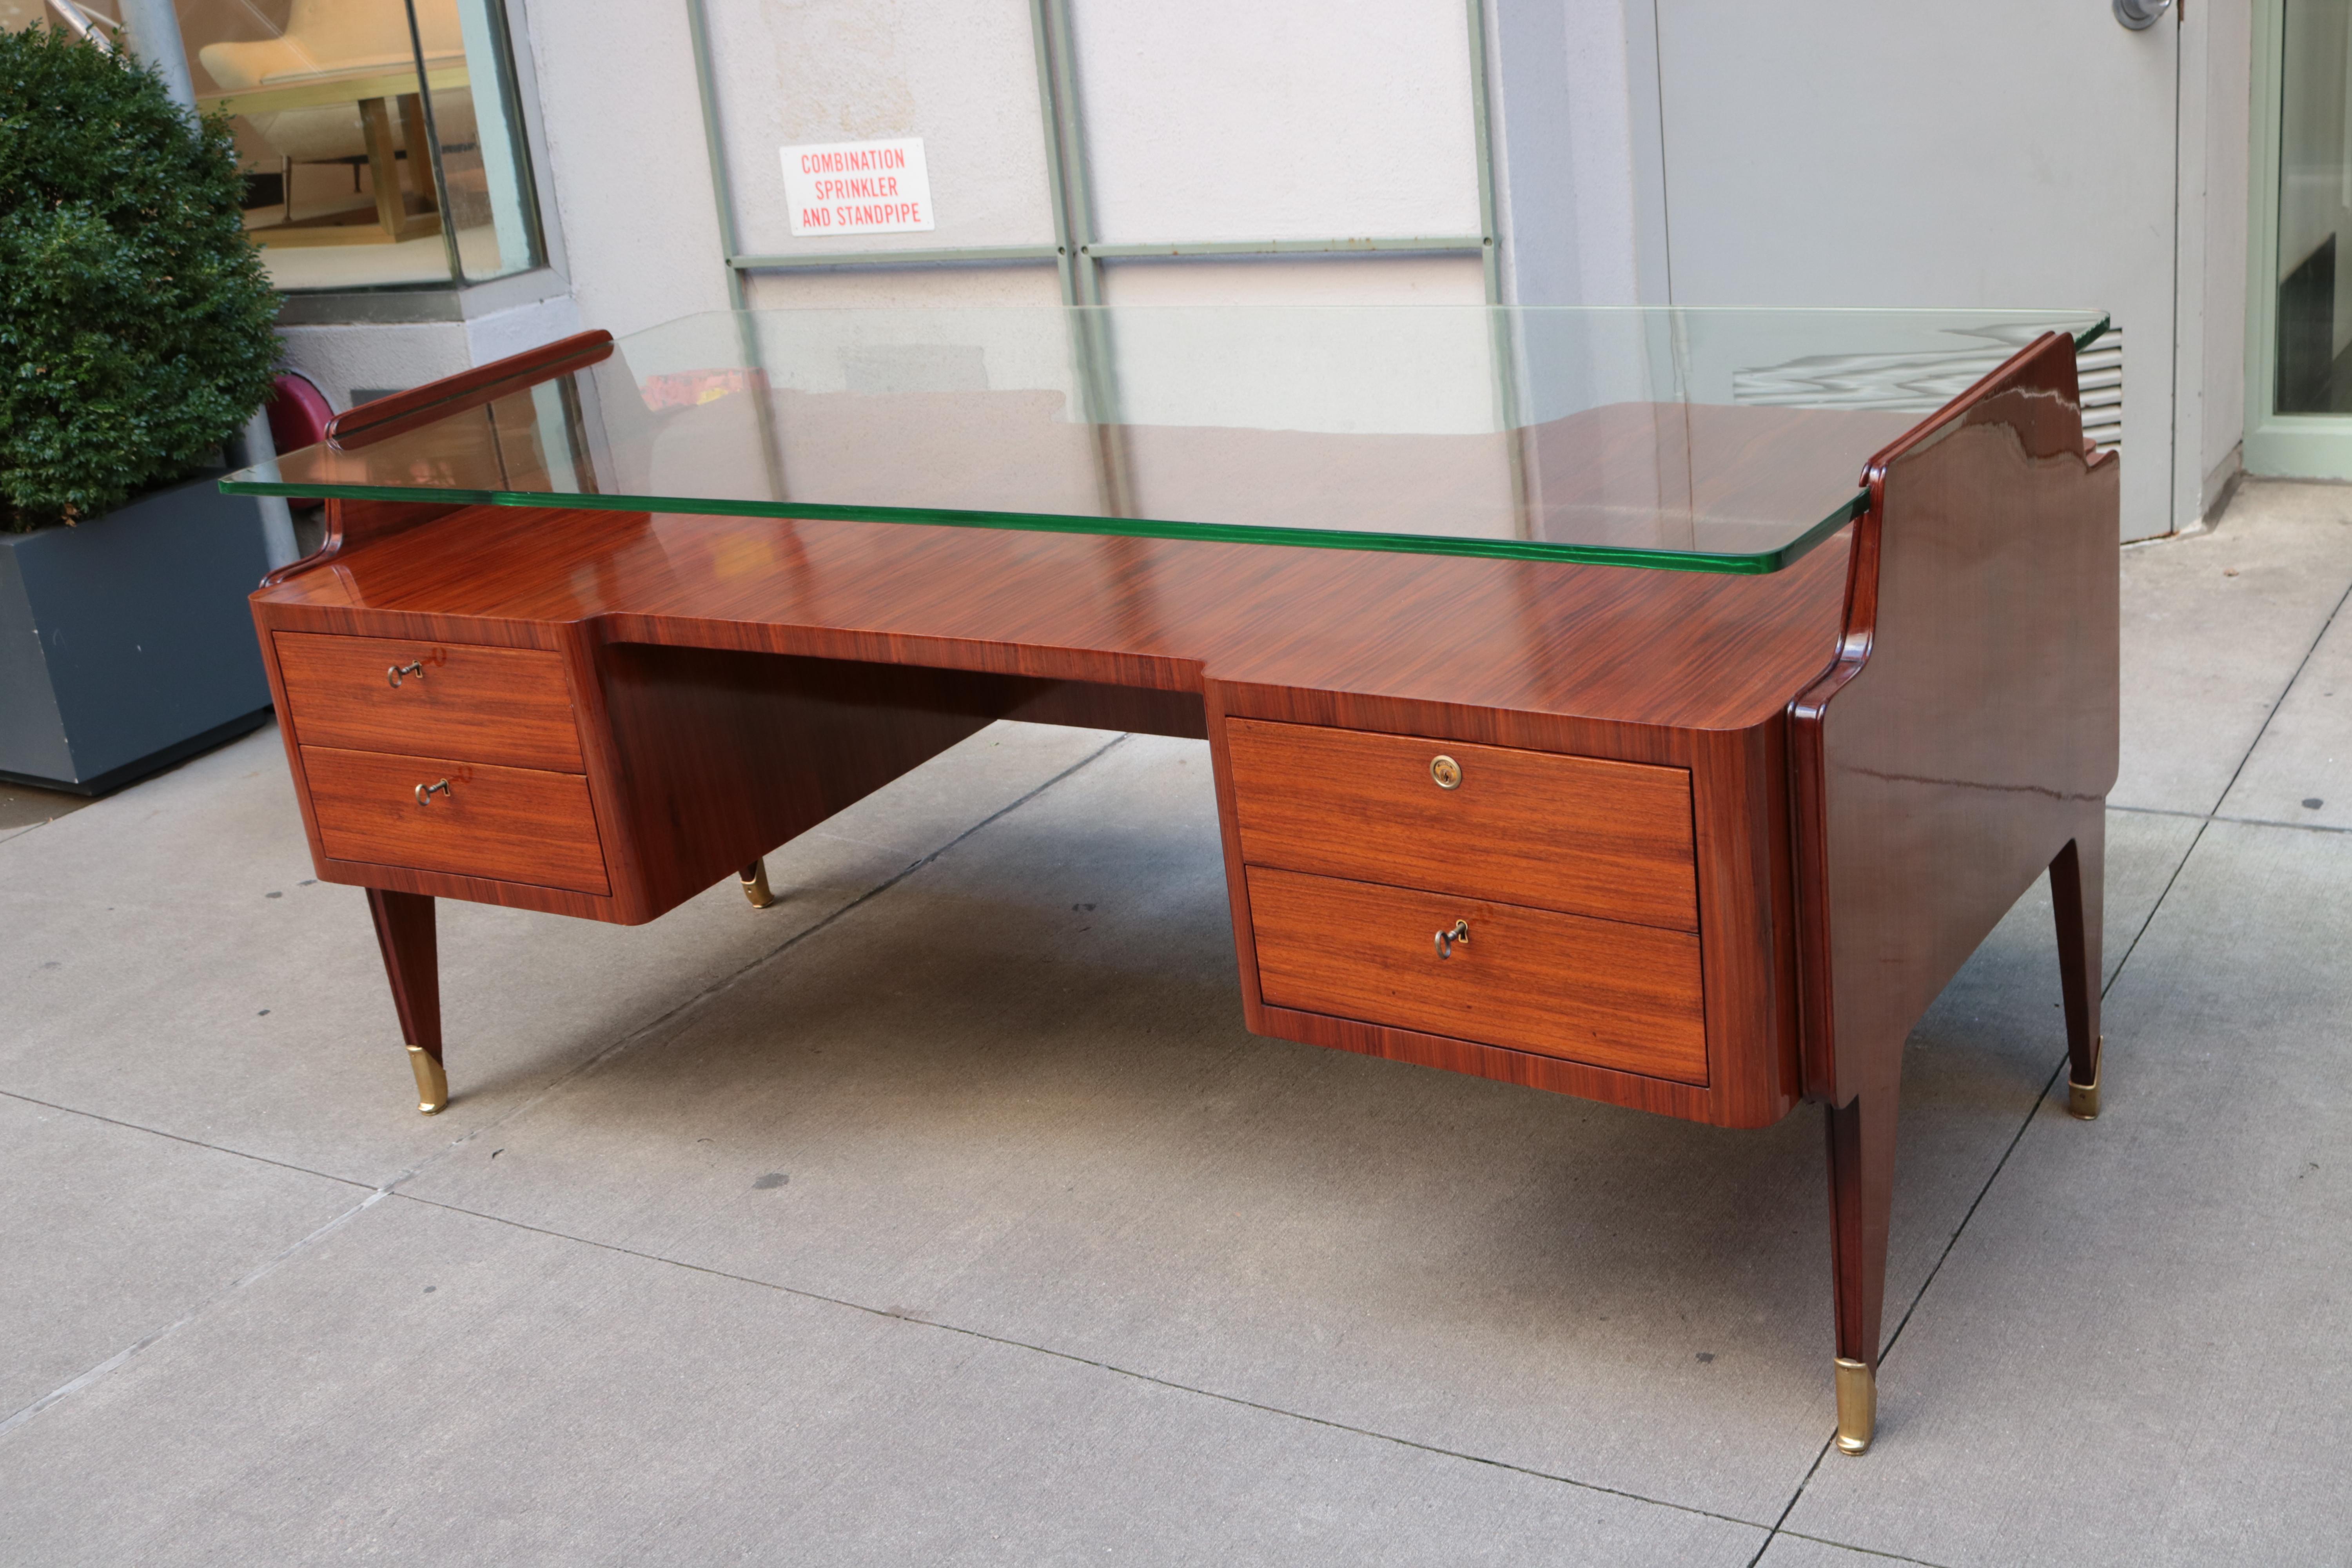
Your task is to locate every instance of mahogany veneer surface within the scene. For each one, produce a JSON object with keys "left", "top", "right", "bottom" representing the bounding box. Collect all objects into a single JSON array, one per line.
[
  {"left": 251, "top": 504, "right": 1863, "bottom": 737},
  {"left": 276, "top": 632, "right": 584, "bottom": 771},
  {"left": 1227, "top": 719, "right": 1697, "bottom": 931},
  {"left": 1246, "top": 866, "right": 1708, "bottom": 1083},
  {"left": 303, "top": 746, "right": 609, "bottom": 894}
]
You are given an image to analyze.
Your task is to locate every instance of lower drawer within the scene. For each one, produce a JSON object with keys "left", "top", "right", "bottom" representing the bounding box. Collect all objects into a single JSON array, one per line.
[
  {"left": 303, "top": 746, "right": 610, "bottom": 895},
  {"left": 1247, "top": 866, "right": 1707, "bottom": 1083}
]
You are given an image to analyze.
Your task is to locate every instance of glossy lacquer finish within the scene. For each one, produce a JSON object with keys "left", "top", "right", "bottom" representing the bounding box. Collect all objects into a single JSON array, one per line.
[
  {"left": 1225, "top": 720, "right": 1699, "bottom": 931},
  {"left": 1791, "top": 330, "right": 2119, "bottom": 1389},
  {"left": 245, "top": 317, "right": 2117, "bottom": 1453},
  {"left": 225, "top": 307, "right": 2107, "bottom": 572}
]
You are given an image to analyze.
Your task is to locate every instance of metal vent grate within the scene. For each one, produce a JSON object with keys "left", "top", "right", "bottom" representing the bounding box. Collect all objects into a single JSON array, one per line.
[
  {"left": 2076, "top": 327, "right": 2122, "bottom": 455},
  {"left": 1732, "top": 323, "right": 2123, "bottom": 454}
]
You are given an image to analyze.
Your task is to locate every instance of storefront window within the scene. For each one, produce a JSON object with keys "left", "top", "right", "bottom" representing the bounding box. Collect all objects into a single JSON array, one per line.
[
  {"left": 2276, "top": 0, "right": 2352, "bottom": 411},
  {"left": 163, "top": 0, "right": 544, "bottom": 292}
]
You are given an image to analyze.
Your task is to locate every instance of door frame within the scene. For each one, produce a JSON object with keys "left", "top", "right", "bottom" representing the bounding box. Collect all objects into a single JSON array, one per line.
[{"left": 2245, "top": 0, "right": 2352, "bottom": 474}]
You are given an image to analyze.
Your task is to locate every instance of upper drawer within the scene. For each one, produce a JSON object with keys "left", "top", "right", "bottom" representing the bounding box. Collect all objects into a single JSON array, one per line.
[
  {"left": 275, "top": 633, "right": 584, "bottom": 773},
  {"left": 1225, "top": 720, "right": 1697, "bottom": 932}
]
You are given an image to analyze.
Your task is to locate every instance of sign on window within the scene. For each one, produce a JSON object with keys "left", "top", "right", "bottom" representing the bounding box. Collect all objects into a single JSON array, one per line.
[{"left": 780, "top": 138, "right": 936, "bottom": 237}]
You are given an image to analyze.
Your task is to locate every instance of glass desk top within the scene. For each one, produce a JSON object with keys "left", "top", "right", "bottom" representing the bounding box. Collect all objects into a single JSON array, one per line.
[{"left": 224, "top": 307, "right": 2109, "bottom": 575}]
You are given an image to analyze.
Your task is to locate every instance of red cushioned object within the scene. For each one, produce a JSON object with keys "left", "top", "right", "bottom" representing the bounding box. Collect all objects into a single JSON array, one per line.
[
  {"left": 267, "top": 372, "right": 334, "bottom": 452},
  {"left": 265, "top": 372, "right": 334, "bottom": 511}
]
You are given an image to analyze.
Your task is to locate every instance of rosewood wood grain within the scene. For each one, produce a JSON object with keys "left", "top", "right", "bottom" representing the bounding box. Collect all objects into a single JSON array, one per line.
[
  {"left": 254, "top": 498, "right": 1861, "bottom": 735},
  {"left": 323, "top": 330, "right": 615, "bottom": 446},
  {"left": 1258, "top": 1003, "right": 1724, "bottom": 1121},
  {"left": 1789, "top": 330, "right": 2120, "bottom": 1379},
  {"left": 2050, "top": 825, "right": 2104, "bottom": 1092},
  {"left": 1214, "top": 677, "right": 1769, "bottom": 1128},
  {"left": 259, "top": 496, "right": 466, "bottom": 589},
  {"left": 304, "top": 745, "right": 609, "bottom": 894},
  {"left": 311, "top": 855, "right": 618, "bottom": 919},
  {"left": 1227, "top": 719, "right": 1698, "bottom": 931},
  {"left": 254, "top": 336, "right": 614, "bottom": 590},
  {"left": 590, "top": 645, "right": 990, "bottom": 920},
  {"left": 364, "top": 887, "right": 439, "bottom": 1061},
  {"left": 1248, "top": 866, "right": 1708, "bottom": 1083},
  {"left": 591, "top": 646, "right": 1213, "bottom": 924},
  {"left": 1212, "top": 685, "right": 1802, "bottom": 1129},
  {"left": 274, "top": 632, "right": 585, "bottom": 771},
  {"left": 252, "top": 498, "right": 1838, "bottom": 1130}
]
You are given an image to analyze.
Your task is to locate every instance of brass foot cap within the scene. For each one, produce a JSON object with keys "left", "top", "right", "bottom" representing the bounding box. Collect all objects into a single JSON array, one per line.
[
  {"left": 407, "top": 1044, "right": 448, "bottom": 1115},
  {"left": 1833, "top": 1357, "right": 1876, "bottom": 1455},
  {"left": 740, "top": 859, "right": 777, "bottom": 909},
  {"left": 2068, "top": 1043, "right": 2102, "bottom": 1120}
]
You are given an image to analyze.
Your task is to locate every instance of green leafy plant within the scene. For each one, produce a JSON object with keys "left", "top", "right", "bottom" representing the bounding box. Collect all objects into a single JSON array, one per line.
[{"left": 1, "top": 23, "right": 279, "bottom": 532}]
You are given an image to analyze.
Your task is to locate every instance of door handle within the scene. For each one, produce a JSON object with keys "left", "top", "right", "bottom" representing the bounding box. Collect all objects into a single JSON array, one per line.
[{"left": 2112, "top": 0, "right": 2172, "bottom": 29}]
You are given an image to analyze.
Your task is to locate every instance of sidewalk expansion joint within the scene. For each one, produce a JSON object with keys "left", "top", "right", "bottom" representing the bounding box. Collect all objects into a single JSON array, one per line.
[
  {"left": 388, "top": 1185, "right": 1781, "bottom": 1541},
  {"left": 0, "top": 1089, "right": 377, "bottom": 1196},
  {"left": 0, "top": 732, "right": 1131, "bottom": 1443},
  {"left": 0, "top": 1189, "right": 390, "bottom": 1441},
  {"left": 1767, "top": 1532, "right": 1959, "bottom": 1568},
  {"left": 383, "top": 731, "right": 1134, "bottom": 1192}
]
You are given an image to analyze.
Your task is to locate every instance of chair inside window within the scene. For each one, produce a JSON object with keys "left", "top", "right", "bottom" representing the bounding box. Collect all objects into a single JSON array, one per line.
[{"left": 201, "top": 0, "right": 477, "bottom": 246}]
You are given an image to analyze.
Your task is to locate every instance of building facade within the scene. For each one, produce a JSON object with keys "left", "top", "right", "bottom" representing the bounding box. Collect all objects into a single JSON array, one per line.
[{"left": 31, "top": 0, "right": 2346, "bottom": 540}]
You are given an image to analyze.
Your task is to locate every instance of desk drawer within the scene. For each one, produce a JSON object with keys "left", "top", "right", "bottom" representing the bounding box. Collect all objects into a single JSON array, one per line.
[
  {"left": 276, "top": 633, "right": 584, "bottom": 772},
  {"left": 303, "top": 746, "right": 610, "bottom": 894},
  {"left": 1248, "top": 866, "right": 1706, "bottom": 1083},
  {"left": 1227, "top": 720, "right": 1697, "bottom": 931}
]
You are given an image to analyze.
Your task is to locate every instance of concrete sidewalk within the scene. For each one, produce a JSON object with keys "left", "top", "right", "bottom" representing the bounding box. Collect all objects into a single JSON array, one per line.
[{"left": 3, "top": 482, "right": 2348, "bottom": 1565}]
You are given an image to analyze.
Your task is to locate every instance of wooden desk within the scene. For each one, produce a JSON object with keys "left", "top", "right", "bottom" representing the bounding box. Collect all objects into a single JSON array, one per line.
[{"left": 241, "top": 318, "right": 2118, "bottom": 1455}]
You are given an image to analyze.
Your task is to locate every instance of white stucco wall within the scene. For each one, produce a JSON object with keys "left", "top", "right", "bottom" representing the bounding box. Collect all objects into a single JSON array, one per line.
[
  {"left": 515, "top": 0, "right": 732, "bottom": 338},
  {"left": 1069, "top": 0, "right": 1480, "bottom": 245},
  {"left": 519, "top": 0, "right": 1492, "bottom": 326},
  {"left": 2185, "top": 0, "right": 2253, "bottom": 512},
  {"left": 257, "top": 0, "right": 2254, "bottom": 518},
  {"left": 1486, "top": 0, "right": 1666, "bottom": 306},
  {"left": 274, "top": 322, "right": 472, "bottom": 411}
]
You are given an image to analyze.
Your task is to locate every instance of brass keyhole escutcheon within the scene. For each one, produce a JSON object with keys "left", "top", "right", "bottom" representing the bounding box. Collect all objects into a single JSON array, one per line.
[
  {"left": 1434, "top": 919, "right": 1469, "bottom": 959},
  {"left": 1430, "top": 754, "right": 1462, "bottom": 789}
]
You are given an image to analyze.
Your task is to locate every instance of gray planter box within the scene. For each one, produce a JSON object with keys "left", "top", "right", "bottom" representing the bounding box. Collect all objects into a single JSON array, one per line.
[{"left": 0, "top": 473, "right": 274, "bottom": 795}]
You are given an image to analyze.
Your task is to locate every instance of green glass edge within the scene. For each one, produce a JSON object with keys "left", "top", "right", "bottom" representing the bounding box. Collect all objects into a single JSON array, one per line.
[
  {"left": 219, "top": 478, "right": 1871, "bottom": 576},
  {"left": 222, "top": 317, "right": 2102, "bottom": 578}
]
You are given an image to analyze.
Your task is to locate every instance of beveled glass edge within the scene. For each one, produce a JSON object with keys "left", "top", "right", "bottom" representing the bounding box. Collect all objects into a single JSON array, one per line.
[
  {"left": 225, "top": 312, "right": 2103, "bottom": 577},
  {"left": 220, "top": 479, "right": 1871, "bottom": 576}
]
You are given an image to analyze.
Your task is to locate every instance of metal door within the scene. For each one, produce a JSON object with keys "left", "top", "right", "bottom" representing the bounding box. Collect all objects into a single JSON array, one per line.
[{"left": 1652, "top": 0, "right": 2182, "bottom": 537}]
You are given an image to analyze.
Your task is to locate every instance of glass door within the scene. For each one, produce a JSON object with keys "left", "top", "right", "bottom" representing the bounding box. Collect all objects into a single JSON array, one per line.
[{"left": 2250, "top": 0, "right": 2352, "bottom": 475}]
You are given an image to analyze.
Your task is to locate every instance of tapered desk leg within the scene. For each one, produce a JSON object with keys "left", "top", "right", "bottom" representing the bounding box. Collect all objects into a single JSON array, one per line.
[
  {"left": 1825, "top": 1076, "right": 1898, "bottom": 1455},
  {"left": 2051, "top": 824, "right": 2105, "bottom": 1118},
  {"left": 365, "top": 889, "right": 446, "bottom": 1114},
  {"left": 739, "top": 858, "right": 777, "bottom": 909}
]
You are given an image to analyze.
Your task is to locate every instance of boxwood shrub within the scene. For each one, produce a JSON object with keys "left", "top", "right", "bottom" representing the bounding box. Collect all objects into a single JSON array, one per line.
[{"left": 1, "top": 24, "right": 279, "bottom": 532}]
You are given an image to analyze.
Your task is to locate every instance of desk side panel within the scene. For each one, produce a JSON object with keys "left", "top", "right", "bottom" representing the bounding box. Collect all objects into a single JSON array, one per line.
[{"left": 1792, "top": 333, "right": 2121, "bottom": 1103}]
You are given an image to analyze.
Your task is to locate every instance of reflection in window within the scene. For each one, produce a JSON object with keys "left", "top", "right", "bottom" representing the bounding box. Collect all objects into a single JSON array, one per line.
[
  {"left": 2277, "top": 0, "right": 2352, "bottom": 411},
  {"left": 165, "top": 0, "right": 541, "bottom": 292}
]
